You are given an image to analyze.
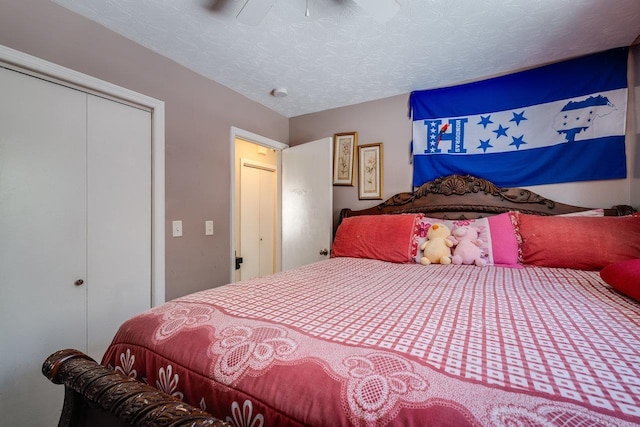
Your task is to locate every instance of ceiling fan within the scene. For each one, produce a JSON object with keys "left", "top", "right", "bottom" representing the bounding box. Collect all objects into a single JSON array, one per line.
[{"left": 236, "top": 0, "right": 401, "bottom": 26}]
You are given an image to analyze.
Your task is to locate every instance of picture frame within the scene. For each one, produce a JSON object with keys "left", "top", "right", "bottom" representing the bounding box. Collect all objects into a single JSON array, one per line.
[
  {"left": 357, "top": 142, "right": 383, "bottom": 200},
  {"left": 332, "top": 132, "right": 357, "bottom": 186}
]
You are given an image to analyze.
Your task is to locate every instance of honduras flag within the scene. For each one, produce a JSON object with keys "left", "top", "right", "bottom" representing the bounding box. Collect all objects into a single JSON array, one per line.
[{"left": 410, "top": 47, "right": 628, "bottom": 188}]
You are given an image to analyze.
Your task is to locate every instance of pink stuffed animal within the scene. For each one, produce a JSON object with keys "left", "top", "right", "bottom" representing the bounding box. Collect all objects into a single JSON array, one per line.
[{"left": 450, "top": 225, "right": 487, "bottom": 267}]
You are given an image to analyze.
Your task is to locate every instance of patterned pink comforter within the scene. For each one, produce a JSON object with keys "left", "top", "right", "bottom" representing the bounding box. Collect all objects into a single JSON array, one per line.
[{"left": 102, "top": 258, "right": 640, "bottom": 426}]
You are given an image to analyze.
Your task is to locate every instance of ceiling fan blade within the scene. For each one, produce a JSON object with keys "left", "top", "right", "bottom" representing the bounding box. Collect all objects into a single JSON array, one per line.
[
  {"left": 236, "top": 0, "right": 276, "bottom": 26},
  {"left": 352, "top": 0, "right": 400, "bottom": 23}
]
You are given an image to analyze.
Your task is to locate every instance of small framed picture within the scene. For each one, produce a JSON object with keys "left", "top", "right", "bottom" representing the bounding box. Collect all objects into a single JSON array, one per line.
[
  {"left": 332, "top": 132, "right": 357, "bottom": 186},
  {"left": 357, "top": 142, "right": 383, "bottom": 200}
]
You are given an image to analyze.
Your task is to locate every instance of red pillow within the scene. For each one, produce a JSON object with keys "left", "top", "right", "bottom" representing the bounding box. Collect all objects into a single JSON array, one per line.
[
  {"left": 332, "top": 214, "right": 422, "bottom": 263},
  {"left": 516, "top": 214, "right": 640, "bottom": 270},
  {"left": 600, "top": 259, "right": 640, "bottom": 302}
]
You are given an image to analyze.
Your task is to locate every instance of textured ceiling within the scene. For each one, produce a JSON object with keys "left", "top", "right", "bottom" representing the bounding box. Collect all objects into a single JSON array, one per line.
[{"left": 52, "top": 0, "right": 640, "bottom": 118}]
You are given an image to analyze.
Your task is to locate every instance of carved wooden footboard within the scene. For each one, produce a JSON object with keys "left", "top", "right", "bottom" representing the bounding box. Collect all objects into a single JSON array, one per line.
[{"left": 43, "top": 349, "right": 231, "bottom": 427}]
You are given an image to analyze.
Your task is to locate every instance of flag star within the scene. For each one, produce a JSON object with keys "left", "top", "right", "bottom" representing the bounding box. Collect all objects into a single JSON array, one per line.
[
  {"left": 478, "top": 139, "right": 493, "bottom": 153},
  {"left": 493, "top": 124, "right": 509, "bottom": 138},
  {"left": 509, "top": 135, "right": 527, "bottom": 149},
  {"left": 478, "top": 115, "right": 493, "bottom": 129},
  {"left": 510, "top": 111, "right": 527, "bottom": 126},
  {"left": 429, "top": 126, "right": 437, "bottom": 136}
]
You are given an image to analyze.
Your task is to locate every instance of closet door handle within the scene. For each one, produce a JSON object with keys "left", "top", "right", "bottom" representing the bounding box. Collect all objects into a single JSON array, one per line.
[{"left": 74, "top": 279, "right": 84, "bottom": 287}]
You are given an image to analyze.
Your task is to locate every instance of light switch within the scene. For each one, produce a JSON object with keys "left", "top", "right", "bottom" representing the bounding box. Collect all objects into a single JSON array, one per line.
[
  {"left": 172, "top": 220, "right": 183, "bottom": 237},
  {"left": 205, "top": 220, "right": 214, "bottom": 236}
]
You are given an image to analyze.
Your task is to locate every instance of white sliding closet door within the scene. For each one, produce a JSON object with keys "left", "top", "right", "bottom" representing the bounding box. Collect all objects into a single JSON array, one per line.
[
  {"left": 258, "top": 166, "right": 276, "bottom": 276},
  {"left": 0, "top": 66, "right": 88, "bottom": 426},
  {"left": 86, "top": 95, "right": 151, "bottom": 361},
  {"left": 240, "top": 161, "right": 276, "bottom": 280},
  {"left": 0, "top": 67, "right": 153, "bottom": 426}
]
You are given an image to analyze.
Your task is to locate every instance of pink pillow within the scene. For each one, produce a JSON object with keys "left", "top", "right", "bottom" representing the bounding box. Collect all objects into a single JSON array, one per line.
[
  {"left": 332, "top": 214, "right": 423, "bottom": 263},
  {"left": 411, "top": 212, "right": 520, "bottom": 267},
  {"left": 600, "top": 259, "right": 640, "bottom": 302},
  {"left": 516, "top": 214, "right": 640, "bottom": 270},
  {"left": 487, "top": 213, "right": 520, "bottom": 266}
]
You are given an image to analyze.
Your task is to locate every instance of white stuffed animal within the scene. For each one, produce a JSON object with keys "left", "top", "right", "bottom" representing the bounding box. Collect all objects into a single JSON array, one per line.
[{"left": 419, "top": 223, "right": 453, "bottom": 265}]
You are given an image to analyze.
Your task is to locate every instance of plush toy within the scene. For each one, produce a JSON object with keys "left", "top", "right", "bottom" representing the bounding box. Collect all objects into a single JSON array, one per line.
[
  {"left": 450, "top": 225, "right": 487, "bottom": 267},
  {"left": 419, "top": 223, "right": 453, "bottom": 265}
]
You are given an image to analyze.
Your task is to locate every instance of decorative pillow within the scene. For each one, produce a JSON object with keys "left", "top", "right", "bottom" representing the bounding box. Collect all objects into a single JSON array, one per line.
[
  {"left": 410, "top": 212, "right": 520, "bottom": 267},
  {"left": 600, "top": 259, "right": 640, "bottom": 302},
  {"left": 332, "top": 214, "right": 423, "bottom": 263},
  {"left": 516, "top": 214, "right": 640, "bottom": 270}
]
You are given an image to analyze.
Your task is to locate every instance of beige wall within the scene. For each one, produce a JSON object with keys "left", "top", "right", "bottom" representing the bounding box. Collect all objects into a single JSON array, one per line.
[
  {"left": 0, "top": 0, "right": 289, "bottom": 300},
  {"left": 291, "top": 69, "right": 639, "bottom": 225},
  {"left": 290, "top": 94, "right": 415, "bottom": 227},
  {"left": 632, "top": 44, "right": 640, "bottom": 207}
]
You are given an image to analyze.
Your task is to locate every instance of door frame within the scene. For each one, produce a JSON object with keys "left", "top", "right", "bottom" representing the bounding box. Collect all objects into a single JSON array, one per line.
[
  {"left": 0, "top": 44, "right": 166, "bottom": 306},
  {"left": 230, "top": 127, "right": 287, "bottom": 283}
]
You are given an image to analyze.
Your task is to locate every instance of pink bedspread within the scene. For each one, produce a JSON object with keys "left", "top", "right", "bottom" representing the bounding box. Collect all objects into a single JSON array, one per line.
[{"left": 102, "top": 258, "right": 640, "bottom": 426}]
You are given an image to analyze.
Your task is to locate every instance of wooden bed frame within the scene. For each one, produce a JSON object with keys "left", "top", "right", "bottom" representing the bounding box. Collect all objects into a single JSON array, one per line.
[
  {"left": 43, "top": 174, "right": 634, "bottom": 427},
  {"left": 43, "top": 349, "right": 231, "bottom": 427},
  {"left": 340, "top": 174, "right": 634, "bottom": 220}
]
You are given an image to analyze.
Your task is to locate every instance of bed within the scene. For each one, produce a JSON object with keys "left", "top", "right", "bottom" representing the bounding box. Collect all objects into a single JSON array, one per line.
[{"left": 44, "top": 174, "right": 640, "bottom": 426}]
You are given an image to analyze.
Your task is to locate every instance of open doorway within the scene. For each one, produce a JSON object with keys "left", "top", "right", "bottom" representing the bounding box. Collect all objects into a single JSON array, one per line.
[
  {"left": 235, "top": 140, "right": 278, "bottom": 282},
  {"left": 230, "top": 127, "right": 287, "bottom": 283},
  {"left": 230, "top": 127, "right": 334, "bottom": 283}
]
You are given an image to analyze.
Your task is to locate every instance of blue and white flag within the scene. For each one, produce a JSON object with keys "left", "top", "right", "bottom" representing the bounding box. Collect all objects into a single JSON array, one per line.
[{"left": 410, "top": 47, "right": 628, "bottom": 188}]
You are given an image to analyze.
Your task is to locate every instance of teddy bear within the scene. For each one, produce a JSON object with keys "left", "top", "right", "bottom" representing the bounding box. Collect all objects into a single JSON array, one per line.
[
  {"left": 419, "top": 223, "right": 453, "bottom": 265},
  {"left": 450, "top": 225, "right": 487, "bottom": 267}
]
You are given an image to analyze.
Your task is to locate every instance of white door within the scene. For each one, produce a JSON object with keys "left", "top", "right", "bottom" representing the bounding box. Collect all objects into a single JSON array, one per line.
[
  {"left": 240, "top": 160, "right": 276, "bottom": 280},
  {"left": 258, "top": 165, "right": 276, "bottom": 276},
  {"left": 86, "top": 95, "right": 152, "bottom": 361},
  {"left": 0, "top": 67, "right": 88, "bottom": 426},
  {"left": 282, "top": 137, "right": 333, "bottom": 271}
]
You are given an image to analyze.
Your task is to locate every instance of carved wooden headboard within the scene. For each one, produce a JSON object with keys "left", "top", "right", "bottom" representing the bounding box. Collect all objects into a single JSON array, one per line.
[{"left": 340, "top": 174, "right": 634, "bottom": 221}]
